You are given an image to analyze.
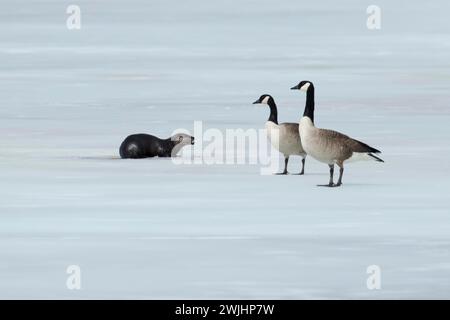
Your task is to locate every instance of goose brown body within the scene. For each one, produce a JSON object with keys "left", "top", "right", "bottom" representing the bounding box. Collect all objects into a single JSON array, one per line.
[
  {"left": 292, "top": 80, "right": 383, "bottom": 186},
  {"left": 253, "top": 94, "right": 307, "bottom": 174},
  {"left": 299, "top": 117, "right": 382, "bottom": 165}
]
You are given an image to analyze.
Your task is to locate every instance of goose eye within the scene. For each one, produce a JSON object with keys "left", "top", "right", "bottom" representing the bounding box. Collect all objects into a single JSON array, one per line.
[{"left": 178, "top": 136, "right": 183, "bottom": 141}]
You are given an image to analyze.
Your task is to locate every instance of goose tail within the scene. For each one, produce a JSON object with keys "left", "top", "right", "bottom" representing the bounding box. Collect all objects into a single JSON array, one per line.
[
  {"left": 349, "top": 138, "right": 383, "bottom": 162},
  {"left": 368, "top": 153, "right": 384, "bottom": 162},
  {"left": 347, "top": 151, "right": 384, "bottom": 163},
  {"left": 353, "top": 139, "right": 381, "bottom": 154}
]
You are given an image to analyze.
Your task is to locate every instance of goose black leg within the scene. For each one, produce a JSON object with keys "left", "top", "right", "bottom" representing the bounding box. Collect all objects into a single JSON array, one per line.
[
  {"left": 275, "top": 156, "right": 289, "bottom": 175},
  {"left": 299, "top": 158, "right": 305, "bottom": 175},
  {"left": 328, "top": 164, "right": 334, "bottom": 186},
  {"left": 318, "top": 164, "right": 335, "bottom": 187},
  {"left": 336, "top": 165, "right": 344, "bottom": 186},
  {"left": 292, "top": 157, "right": 306, "bottom": 175}
]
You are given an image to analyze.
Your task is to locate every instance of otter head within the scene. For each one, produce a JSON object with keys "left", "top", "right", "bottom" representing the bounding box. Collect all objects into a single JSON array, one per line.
[
  {"left": 171, "top": 133, "right": 194, "bottom": 146},
  {"left": 170, "top": 133, "right": 194, "bottom": 157}
]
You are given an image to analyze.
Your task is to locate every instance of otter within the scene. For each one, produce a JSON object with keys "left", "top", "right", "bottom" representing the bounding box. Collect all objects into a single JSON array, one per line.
[{"left": 119, "top": 133, "right": 194, "bottom": 159}]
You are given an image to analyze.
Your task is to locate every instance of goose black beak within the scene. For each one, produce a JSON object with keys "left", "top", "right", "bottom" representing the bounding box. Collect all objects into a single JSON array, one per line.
[
  {"left": 252, "top": 100, "right": 260, "bottom": 104},
  {"left": 191, "top": 137, "right": 195, "bottom": 145},
  {"left": 290, "top": 85, "right": 299, "bottom": 90}
]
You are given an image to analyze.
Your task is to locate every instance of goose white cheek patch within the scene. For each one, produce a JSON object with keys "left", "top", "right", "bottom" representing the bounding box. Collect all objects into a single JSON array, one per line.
[
  {"left": 261, "top": 96, "right": 270, "bottom": 104},
  {"left": 300, "top": 82, "right": 311, "bottom": 91}
]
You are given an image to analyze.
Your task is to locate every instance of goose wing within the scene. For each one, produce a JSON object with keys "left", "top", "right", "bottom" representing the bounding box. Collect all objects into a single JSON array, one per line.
[{"left": 319, "top": 129, "right": 381, "bottom": 154}]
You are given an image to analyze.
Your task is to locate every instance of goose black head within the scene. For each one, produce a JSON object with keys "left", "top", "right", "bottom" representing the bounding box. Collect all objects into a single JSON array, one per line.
[
  {"left": 252, "top": 94, "right": 274, "bottom": 105},
  {"left": 290, "top": 81, "right": 313, "bottom": 92}
]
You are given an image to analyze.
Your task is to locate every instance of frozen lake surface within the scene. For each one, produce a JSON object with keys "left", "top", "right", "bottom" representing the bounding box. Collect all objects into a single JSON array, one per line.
[{"left": 0, "top": 0, "right": 450, "bottom": 298}]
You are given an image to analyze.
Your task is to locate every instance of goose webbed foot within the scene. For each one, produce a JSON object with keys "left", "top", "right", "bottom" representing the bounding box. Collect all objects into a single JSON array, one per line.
[
  {"left": 319, "top": 164, "right": 336, "bottom": 187},
  {"left": 318, "top": 183, "right": 335, "bottom": 187},
  {"left": 317, "top": 182, "right": 343, "bottom": 187},
  {"left": 317, "top": 183, "right": 342, "bottom": 187},
  {"left": 274, "top": 171, "right": 288, "bottom": 175}
]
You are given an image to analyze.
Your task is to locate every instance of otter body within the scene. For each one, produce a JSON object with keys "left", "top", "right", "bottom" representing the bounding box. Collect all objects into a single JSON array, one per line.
[{"left": 119, "top": 133, "right": 194, "bottom": 159}]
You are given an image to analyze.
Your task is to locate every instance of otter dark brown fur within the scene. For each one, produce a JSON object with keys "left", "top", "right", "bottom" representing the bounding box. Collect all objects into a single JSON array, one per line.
[{"left": 119, "top": 133, "right": 194, "bottom": 159}]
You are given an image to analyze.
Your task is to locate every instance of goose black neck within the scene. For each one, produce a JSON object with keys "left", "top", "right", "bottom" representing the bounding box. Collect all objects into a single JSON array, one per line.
[
  {"left": 267, "top": 100, "right": 278, "bottom": 124},
  {"left": 303, "top": 86, "right": 315, "bottom": 123}
]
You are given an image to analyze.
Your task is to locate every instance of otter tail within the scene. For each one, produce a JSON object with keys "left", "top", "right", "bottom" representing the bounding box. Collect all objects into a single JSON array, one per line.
[{"left": 120, "top": 142, "right": 139, "bottom": 159}]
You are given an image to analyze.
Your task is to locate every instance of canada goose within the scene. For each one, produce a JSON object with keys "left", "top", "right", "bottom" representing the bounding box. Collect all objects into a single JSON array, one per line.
[
  {"left": 253, "top": 94, "right": 307, "bottom": 175},
  {"left": 290, "top": 81, "right": 383, "bottom": 187}
]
